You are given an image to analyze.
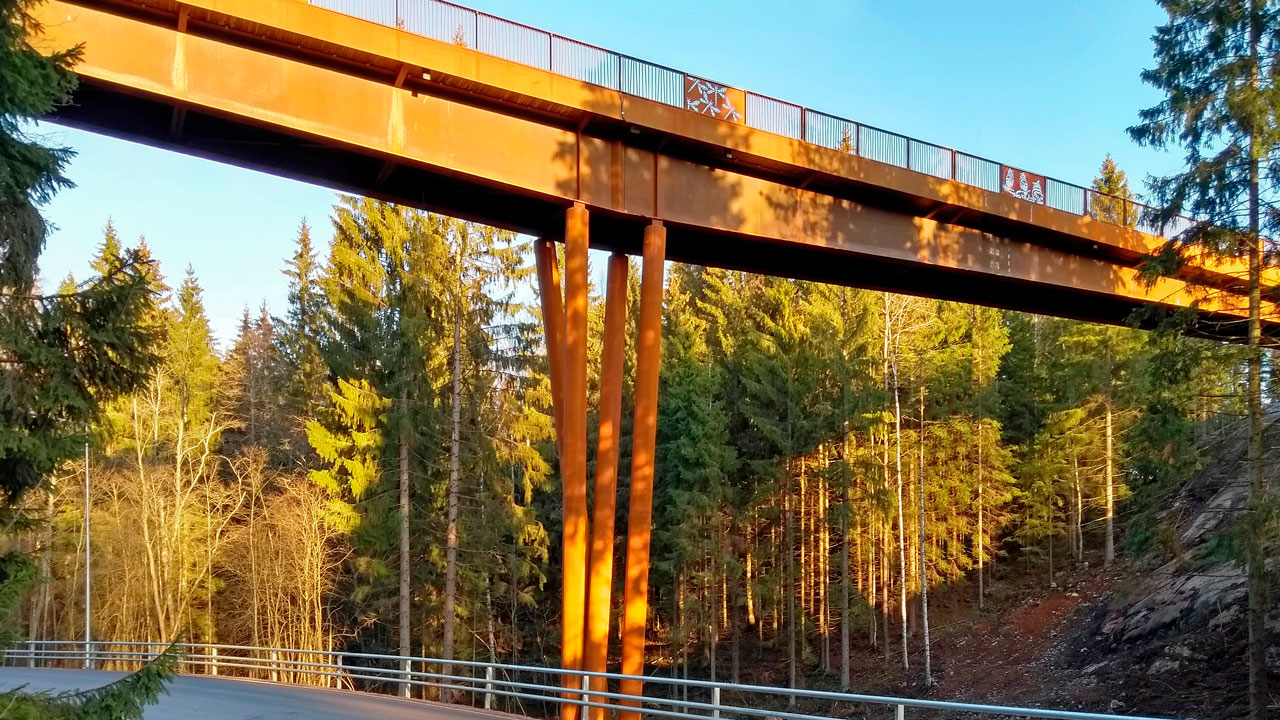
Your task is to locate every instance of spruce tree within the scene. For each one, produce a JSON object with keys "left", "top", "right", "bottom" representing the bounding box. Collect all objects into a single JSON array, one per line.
[
  {"left": 0, "top": 1, "right": 169, "bottom": 713},
  {"left": 279, "top": 219, "right": 329, "bottom": 436},
  {"left": 1130, "top": 4, "right": 1280, "bottom": 714},
  {"left": 0, "top": 0, "right": 158, "bottom": 572},
  {"left": 1090, "top": 154, "right": 1136, "bottom": 227}
]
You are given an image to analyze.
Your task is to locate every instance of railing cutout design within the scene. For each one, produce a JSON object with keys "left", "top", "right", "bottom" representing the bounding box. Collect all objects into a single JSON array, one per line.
[{"left": 307, "top": 0, "right": 1194, "bottom": 240}]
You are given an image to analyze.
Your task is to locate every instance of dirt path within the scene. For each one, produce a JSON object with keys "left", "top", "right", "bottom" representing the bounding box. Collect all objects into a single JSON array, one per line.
[{"left": 933, "top": 570, "right": 1121, "bottom": 705}]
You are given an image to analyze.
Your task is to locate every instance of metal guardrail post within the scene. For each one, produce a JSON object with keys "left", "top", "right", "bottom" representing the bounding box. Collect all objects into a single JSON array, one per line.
[
  {"left": 485, "top": 665, "right": 495, "bottom": 709},
  {"left": 711, "top": 686, "right": 721, "bottom": 720},
  {"left": 896, "top": 703, "right": 905, "bottom": 720},
  {"left": 26, "top": 640, "right": 34, "bottom": 669}
]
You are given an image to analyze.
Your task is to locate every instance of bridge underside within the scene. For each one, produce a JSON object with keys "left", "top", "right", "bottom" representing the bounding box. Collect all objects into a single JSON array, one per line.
[
  {"left": 57, "top": 81, "right": 1170, "bottom": 328},
  {"left": 36, "top": 0, "right": 1273, "bottom": 332}
]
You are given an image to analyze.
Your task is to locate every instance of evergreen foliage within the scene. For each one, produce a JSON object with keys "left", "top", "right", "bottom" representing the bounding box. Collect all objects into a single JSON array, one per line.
[
  {"left": 1130, "top": 3, "right": 1280, "bottom": 715},
  {"left": 15, "top": 205, "right": 1251, "bottom": 701},
  {"left": 1, "top": 643, "right": 178, "bottom": 720},
  {"left": 1090, "top": 154, "right": 1136, "bottom": 227}
]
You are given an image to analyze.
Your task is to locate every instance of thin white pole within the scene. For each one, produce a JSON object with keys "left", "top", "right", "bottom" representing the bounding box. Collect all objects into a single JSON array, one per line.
[{"left": 83, "top": 442, "right": 91, "bottom": 670}]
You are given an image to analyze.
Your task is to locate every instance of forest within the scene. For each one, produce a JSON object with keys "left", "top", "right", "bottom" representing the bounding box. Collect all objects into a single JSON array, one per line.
[{"left": 13, "top": 159, "right": 1254, "bottom": 694}]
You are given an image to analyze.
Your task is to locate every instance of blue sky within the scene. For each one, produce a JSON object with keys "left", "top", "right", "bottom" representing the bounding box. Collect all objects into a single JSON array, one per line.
[{"left": 37, "top": 0, "right": 1176, "bottom": 347}]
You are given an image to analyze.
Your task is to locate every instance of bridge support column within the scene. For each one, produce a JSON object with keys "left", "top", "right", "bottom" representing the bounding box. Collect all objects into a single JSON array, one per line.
[
  {"left": 534, "top": 240, "right": 566, "bottom": 460},
  {"left": 584, "top": 253, "right": 629, "bottom": 720},
  {"left": 560, "top": 203, "right": 591, "bottom": 720},
  {"left": 619, "top": 221, "right": 666, "bottom": 720}
]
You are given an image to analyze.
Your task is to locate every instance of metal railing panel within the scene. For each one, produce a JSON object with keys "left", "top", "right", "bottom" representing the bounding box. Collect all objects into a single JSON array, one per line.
[
  {"left": 307, "top": 0, "right": 397, "bottom": 27},
  {"left": 401, "top": 0, "right": 478, "bottom": 48},
  {"left": 745, "top": 93, "right": 803, "bottom": 140},
  {"left": 859, "top": 125, "right": 908, "bottom": 168},
  {"left": 1135, "top": 212, "right": 1164, "bottom": 237},
  {"left": 955, "top": 153, "right": 1001, "bottom": 192},
  {"left": 476, "top": 13, "right": 552, "bottom": 70},
  {"left": 620, "top": 57, "right": 683, "bottom": 107},
  {"left": 1163, "top": 214, "right": 1195, "bottom": 239},
  {"left": 908, "top": 139, "right": 952, "bottom": 180},
  {"left": 803, "top": 111, "right": 857, "bottom": 153},
  {"left": 551, "top": 36, "right": 620, "bottom": 90},
  {"left": 1046, "top": 178, "right": 1085, "bottom": 216}
]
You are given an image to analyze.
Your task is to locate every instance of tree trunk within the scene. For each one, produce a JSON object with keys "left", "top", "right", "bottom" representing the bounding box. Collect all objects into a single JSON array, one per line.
[
  {"left": 1246, "top": 15, "right": 1269, "bottom": 717},
  {"left": 892, "top": 358, "right": 908, "bottom": 671},
  {"left": 819, "top": 449, "right": 830, "bottom": 672},
  {"left": 918, "top": 385, "right": 932, "bottom": 687},
  {"left": 973, "top": 308, "right": 985, "bottom": 611},
  {"left": 1072, "top": 454, "right": 1083, "bottom": 562},
  {"left": 786, "top": 468, "right": 798, "bottom": 698},
  {"left": 398, "top": 390, "right": 412, "bottom": 698},
  {"left": 840, "top": 433, "right": 852, "bottom": 690},
  {"left": 868, "top": 498, "right": 877, "bottom": 648},
  {"left": 881, "top": 518, "right": 890, "bottom": 665},
  {"left": 442, "top": 286, "right": 463, "bottom": 703},
  {"left": 1104, "top": 396, "right": 1114, "bottom": 568},
  {"left": 745, "top": 524, "right": 755, "bottom": 626}
]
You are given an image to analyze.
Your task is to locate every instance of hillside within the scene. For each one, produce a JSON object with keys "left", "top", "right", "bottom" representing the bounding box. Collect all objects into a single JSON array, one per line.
[{"left": 920, "top": 419, "right": 1277, "bottom": 718}]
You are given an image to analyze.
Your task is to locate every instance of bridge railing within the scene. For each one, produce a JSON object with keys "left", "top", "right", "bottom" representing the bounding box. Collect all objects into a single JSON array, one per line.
[
  {"left": 306, "top": 0, "right": 1194, "bottom": 242},
  {"left": 4, "top": 640, "right": 1175, "bottom": 720}
]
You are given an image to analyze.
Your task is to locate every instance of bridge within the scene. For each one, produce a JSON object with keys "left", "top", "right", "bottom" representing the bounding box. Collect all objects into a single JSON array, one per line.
[
  {"left": 32, "top": 0, "right": 1275, "bottom": 326},
  {"left": 26, "top": 2, "right": 1265, "bottom": 718}
]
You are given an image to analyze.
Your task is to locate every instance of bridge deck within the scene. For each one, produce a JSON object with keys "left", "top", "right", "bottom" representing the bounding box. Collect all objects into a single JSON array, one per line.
[
  {"left": 33, "top": 0, "right": 1279, "bottom": 330},
  {"left": 0, "top": 668, "right": 501, "bottom": 720}
]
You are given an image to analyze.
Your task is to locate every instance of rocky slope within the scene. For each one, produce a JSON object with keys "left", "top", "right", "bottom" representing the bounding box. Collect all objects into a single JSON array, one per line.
[{"left": 962, "top": 422, "right": 1278, "bottom": 718}]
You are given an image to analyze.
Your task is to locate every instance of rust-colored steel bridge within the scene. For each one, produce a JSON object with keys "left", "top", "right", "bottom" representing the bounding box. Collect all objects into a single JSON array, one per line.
[{"left": 31, "top": 1, "right": 1278, "bottom": 718}]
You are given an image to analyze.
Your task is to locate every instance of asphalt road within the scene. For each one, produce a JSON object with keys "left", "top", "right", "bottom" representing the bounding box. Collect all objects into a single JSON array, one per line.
[{"left": 0, "top": 668, "right": 510, "bottom": 719}]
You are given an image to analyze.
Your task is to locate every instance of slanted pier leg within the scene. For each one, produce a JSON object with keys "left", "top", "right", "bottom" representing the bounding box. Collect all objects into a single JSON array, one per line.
[
  {"left": 584, "top": 253, "right": 629, "bottom": 720},
  {"left": 619, "top": 220, "right": 666, "bottom": 720}
]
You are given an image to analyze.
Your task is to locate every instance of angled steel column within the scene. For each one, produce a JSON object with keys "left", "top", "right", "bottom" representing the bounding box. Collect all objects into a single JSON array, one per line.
[
  {"left": 560, "top": 203, "right": 591, "bottom": 720},
  {"left": 584, "top": 253, "right": 629, "bottom": 720},
  {"left": 534, "top": 239, "right": 567, "bottom": 458},
  {"left": 619, "top": 221, "right": 666, "bottom": 720}
]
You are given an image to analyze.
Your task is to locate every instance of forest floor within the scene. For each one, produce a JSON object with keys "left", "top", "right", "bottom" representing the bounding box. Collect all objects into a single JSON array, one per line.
[
  {"left": 724, "top": 423, "right": 1278, "bottom": 718},
  {"left": 800, "top": 551, "right": 1254, "bottom": 717},
  {"left": 932, "top": 564, "right": 1123, "bottom": 708}
]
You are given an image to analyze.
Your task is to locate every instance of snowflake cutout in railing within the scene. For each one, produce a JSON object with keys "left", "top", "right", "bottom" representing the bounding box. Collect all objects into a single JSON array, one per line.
[
  {"left": 1002, "top": 169, "right": 1044, "bottom": 204},
  {"left": 686, "top": 76, "right": 741, "bottom": 122}
]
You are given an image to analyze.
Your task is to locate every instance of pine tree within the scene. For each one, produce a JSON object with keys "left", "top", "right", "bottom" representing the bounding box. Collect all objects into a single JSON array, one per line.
[{"left": 318, "top": 198, "right": 451, "bottom": 692}]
